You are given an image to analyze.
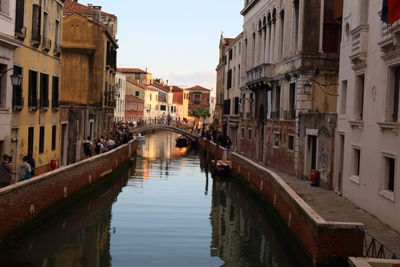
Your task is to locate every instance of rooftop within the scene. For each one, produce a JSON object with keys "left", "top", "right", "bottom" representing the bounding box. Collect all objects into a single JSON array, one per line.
[
  {"left": 64, "top": 0, "right": 116, "bottom": 17},
  {"left": 186, "top": 85, "right": 211, "bottom": 92},
  {"left": 117, "top": 68, "right": 148, "bottom": 74}
]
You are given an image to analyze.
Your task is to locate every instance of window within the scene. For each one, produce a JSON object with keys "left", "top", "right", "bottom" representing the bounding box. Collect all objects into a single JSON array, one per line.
[
  {"left": 383, "top": 156, "right": 396, "bottom": 192},
  {"left": 135, "top": 91, "right": 140, "bottom": 97},
  {"left": 42, "top": 11, "right": 48, "bottom": 43},
  {"left": 0, "top": 64, "right": 6, "bottom": 107},
  {"left": 51, "top": 125, "right": 56, "bottom": 151},
  {"left": 288, "top": 83, "right": 296, "bottom": 119},
  {"left": 229, "top": 49, "right": 233, "bottom": 60},
  {"left": 293, "top": 0, "right": 299, "bottom": 53},
  {"left": 274, "top": 133, "right": 280, "bottom": 147},
  {"left": 234, "top": 97, "right": 239, "bottom": 115},
  {"left": 273, "top": 86, "right": 281, "bottom": 118},
  {"left": 15, "top": 0, "right": 25, "bottom": 36},
  {"left": 241, "top": 128, "right": 245, "bottom": 139},
  {"left": 40, "top": 73, "right": 49, "bottom": 108},
  {"left": 279, "top": 10, "right": 285, "bottom": 58},
  {"left": 340, "top": 80, "right": 347, "bottom": 115},
  {"left": 28, "top": 126, "right": 34, "bottom": 155},
  {"left": 288, "top": 135, "right": 294, "bottom": 150},
  {"left": 54, "top": 20, "right": 60, "bottom": 53},
  {"left": 248, "top": 128, "right": 252, "bottom": 141},
  {"left": 52, "top": 76, "right": 59, "bottom": 108},
  {"left": 387, "top": 68, "right": 400, "bottom": 122},
  {"left": 227, "top": 69, "right": 232, "bottom": 89},
  {"left": 355, "top": 75, "right": 365, "bottom": 121},
  {"left": 223, "top": 99, "right": 231, "bottom": 115},
  {"left": 194, "top": 93, "right": 201, "bottom": 104},
  {"left": 353, "top": 148, "right": 361, "bottom": 176},
  {"left": 39, "top": 126, "right": 45, "bottom": 154},
  {"left": 12, "top": 66, "right": 23, "bottom": 108},
  {"left": 31, "top": 4, "right": 41, "bottom": 43},
  {"left": 28, "top": 70, "right": 38, "bottom": 107},
  {"left": 160, "top": 105, "right": 166, "bottom": 111}
]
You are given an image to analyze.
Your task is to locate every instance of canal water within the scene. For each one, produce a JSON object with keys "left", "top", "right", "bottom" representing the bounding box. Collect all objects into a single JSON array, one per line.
[{"left": 0, "top": 131, "right": 312, "bottom": 267}]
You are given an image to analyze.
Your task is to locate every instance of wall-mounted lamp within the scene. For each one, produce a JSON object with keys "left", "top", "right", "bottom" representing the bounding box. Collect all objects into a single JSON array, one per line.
[
  {"left": 303, "top": 79, "right": 338, "bottom": 96},
  {"left": 0, "top": 68, "right": 22, "bottom": 87}
]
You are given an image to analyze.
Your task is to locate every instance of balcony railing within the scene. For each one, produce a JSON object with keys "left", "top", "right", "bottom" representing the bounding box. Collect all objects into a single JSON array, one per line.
[
  {"left": 246, "top": 63, "right": 274, "bottom": 86},
  {"left": 380, "top": 19, "right": 400, "bottom": 52}
]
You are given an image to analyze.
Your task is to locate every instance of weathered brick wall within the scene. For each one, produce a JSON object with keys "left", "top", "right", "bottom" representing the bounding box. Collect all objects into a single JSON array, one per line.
[{"left": 0, "top": 140, "right": 137, "bottom": 238}]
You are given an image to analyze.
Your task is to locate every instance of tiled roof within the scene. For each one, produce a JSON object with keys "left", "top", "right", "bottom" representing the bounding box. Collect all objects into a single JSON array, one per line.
[
  {"left": 186, "top": 85, "right": 211, "bottom": 92},
  {"left": 125, "top": 95, "right": 144, "bottom": 102},
  {"left": 126, "top": 80, "right": 157, "bottom": 91},
  {"left": 171, "top": 86, "right": 184, "bottom": 91},
  {"left": 64, "top": 0, "right": 116, "bottom": 17},
  {"left": 117, "top": 68, "right": 148, "bottom": 74},
  {"left": 151, "top": 82, "right": 171, "bottom": 93}
]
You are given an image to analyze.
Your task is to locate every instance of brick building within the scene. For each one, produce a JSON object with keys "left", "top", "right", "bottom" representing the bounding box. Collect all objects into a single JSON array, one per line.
[{"left": 187, "top": 85, "right": 211, "bottom": 114}]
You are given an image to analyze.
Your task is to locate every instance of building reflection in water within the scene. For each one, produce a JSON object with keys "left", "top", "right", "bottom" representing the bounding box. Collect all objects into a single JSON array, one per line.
[
  {"left": 210, "top": 177, "right": 313, "bottom": 267},
  {"left": 0, "top": 167, "right": 130, "bottom": 267}
]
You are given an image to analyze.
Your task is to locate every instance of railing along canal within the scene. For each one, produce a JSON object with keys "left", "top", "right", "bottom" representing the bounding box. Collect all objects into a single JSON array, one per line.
[{"left": 362, "top": 230, "right": 399, "bottom": 259}]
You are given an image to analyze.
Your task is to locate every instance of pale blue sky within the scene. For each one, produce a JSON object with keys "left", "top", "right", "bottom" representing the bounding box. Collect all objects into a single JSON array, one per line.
[{"left": 82, "top": 0, "right": 244, "bottom": 90}]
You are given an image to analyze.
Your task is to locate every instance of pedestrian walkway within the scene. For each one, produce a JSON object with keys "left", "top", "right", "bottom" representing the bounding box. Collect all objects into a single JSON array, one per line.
[{"left": 271, "top": 168, "right": 400, "bottom": 257}]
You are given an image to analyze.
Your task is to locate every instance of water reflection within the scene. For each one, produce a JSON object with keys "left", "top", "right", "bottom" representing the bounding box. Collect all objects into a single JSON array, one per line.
[
  {"left": 210, "top": 177, "right": 313, "bottom": 267},
  {"left": 0, "top": 131, "right": 311, "bottom": 267}
]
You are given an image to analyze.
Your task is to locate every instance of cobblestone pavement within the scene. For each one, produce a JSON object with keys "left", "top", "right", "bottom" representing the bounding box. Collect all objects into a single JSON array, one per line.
[{"left": 270, "top": 168, "right": 400, "bottom": 258}]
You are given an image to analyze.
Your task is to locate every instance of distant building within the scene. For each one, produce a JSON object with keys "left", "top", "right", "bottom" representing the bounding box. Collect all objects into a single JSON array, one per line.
[
  {"left": 215, "top": 35, "right": 235, "bottom": 125},
  {"left": 172, "top": 86, "right": 190, "bottom": 121},
  {"left": 187, "top": 85, "right": 211, "bottom": 113},
  {"left": 117, "top": 68, "right": 153, "bottom": 85},
  {"left": 147, "top": 82, "right": 176, "bottom": 119},
  {"left": 125, "top": 95, "right": 144, "bottom": 123},
  {"left": 334, "top": 0, "right": 400, "bottom": 232},
  {"left": 61, "top": 1, "right": 118, "bottom": 164},
  {"left": 115, "top": 73, "right": 126, "bottom": 122}
]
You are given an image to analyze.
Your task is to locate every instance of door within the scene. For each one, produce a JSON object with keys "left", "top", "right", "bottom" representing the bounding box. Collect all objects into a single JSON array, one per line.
[
  {"left": 306, "top": 135, "right": 318, "bottom": 178},
  {"left": 338, "top": 134, "right": 345, "bottom": 194},
  {"left": 61, "top": 123, "right": 68, "bottom": 166}
]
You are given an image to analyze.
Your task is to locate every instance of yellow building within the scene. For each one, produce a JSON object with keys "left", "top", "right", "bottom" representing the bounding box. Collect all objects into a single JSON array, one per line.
[
  {"left": 11, "top": 0, "right": 65, "bottom": 175},
  {"left": 61, "top": 1, "right": 118, "bottom": 164}
]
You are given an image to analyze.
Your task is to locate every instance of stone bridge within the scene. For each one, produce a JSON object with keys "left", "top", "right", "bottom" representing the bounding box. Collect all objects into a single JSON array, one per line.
[{"left": 130, "top": 124, "right": 198, "bottom": 142}]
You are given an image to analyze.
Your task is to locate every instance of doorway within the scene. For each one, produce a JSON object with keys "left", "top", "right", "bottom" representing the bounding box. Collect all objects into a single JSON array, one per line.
[
  {"left": 61, "top": 123, "right": 68, "bottom": 166},
  {"left": 305, "top": 131, "right": 318, "bottom": 179},
  {"left": 337, "top": 134, "right": 345, "bottom": 194}
]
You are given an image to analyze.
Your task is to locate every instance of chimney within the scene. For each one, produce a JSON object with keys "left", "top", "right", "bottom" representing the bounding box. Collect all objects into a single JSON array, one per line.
[{"left": 92, "top": 6, "right": 102, "bottom": 24}]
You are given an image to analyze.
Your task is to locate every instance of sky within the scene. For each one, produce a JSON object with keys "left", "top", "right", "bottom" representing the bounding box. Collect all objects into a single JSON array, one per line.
[{"left": 82, "top": 0, "right": 244, "bottom": 91}]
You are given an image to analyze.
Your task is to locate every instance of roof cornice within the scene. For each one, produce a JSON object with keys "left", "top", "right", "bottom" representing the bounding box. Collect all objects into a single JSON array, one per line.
[{"left": 240, "top": 0, "right": 260, "bottom": 16}]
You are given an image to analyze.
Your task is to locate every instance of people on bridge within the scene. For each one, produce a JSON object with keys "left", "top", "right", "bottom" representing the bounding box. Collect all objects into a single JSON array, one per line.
[{"left": 26, "top": 153, "right": 35, "bottom": 177}]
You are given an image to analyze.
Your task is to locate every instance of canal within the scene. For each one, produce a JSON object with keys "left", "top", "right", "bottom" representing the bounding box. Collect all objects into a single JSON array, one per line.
[{"left": 0, "top": 131, "right": 312, "bottom": 266}]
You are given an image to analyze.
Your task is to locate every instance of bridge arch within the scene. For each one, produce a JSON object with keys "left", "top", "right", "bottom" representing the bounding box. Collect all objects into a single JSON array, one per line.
[{"left": 130, "top": 124, "right": 198, "bottom": 142}]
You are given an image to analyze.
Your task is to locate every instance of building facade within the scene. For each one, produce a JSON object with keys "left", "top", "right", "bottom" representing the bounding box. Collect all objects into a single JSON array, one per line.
[
  {"left": 61, "top": 1, "right": 117, "bottom": 164},
  {"left": 11, "top": 0, "right": 64, "bottom": 174},
  {"left": 238, "top": 0, "right": 342, "bottom": 188},
  {"left": 125, "top": 95, "right": 144, "bottom": 123},
  {"left": 334, "top": 0, "right": 400, "bottom": 231},
  {"left": 115, "top": 72, "right": 126, "bottom": 122},
  {"left": 0, "top": 0, "right": 21, "bottom": 158},
  {"left": 187, "top": 85, "right": 211, "bottom": 113},
  {"left": 172, "top": 86, "right": 189, "bottom": 121},
  {"left": 222, "top": 33, "right": 243, "bottom": 151}
]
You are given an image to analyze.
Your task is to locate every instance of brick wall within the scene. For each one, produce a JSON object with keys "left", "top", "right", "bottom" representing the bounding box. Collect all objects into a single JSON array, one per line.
[
  {"left": 199, "top": 139, "right": 363, "bottom": 264},
  {"left": 0, "top": 140, "right": 137, "bottom": 239}
]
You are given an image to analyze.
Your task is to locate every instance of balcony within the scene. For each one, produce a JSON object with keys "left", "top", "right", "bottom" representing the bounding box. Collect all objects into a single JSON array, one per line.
[
  {"left": 283, "top": 110, "right": 296, "bottom": 120},
  {"left": 245, "top": 63, "right": 274, "bottom": 88},
  {"left": 349, "top": 25, "right": 369, "bottom": 69},
  {"left": 379, "top": 19, "right": 400, "bottom": 54}
]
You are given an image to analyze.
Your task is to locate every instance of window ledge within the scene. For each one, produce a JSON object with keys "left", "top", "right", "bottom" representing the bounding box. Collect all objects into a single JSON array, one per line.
[
  {"left": 349, "top": 120, "right": 364, "bottom": 129},
  {"left": 379, "top": 189, "right": 395, "bottom": 202},
  {"left": 0, "top": 11, "right": 12, "bottom": 20},
  {"left": 350, "top": 175, "right": 360, "bottom": 185},
  {"left": 377, "top": 122, "right": 400, "bottom": 135}
]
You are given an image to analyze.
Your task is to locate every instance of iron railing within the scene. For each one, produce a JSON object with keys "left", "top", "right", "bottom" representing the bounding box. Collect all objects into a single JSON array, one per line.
[{"left": 362, "top": 230, "right": 399, "bottom": 259}]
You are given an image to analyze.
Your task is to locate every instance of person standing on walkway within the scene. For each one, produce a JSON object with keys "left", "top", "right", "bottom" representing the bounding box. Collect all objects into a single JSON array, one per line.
[
  {"left": 0, "top": 154, "right": 12, "bottom": 188},
  {"left": 26, "top": 153, "right": 35, "bottom": 177},
  {"left": 18, "top": 156, "right": 32, "bottom": 181},
  {"left": 83, "top": 137, "right": 93, "bottom": 157}
]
